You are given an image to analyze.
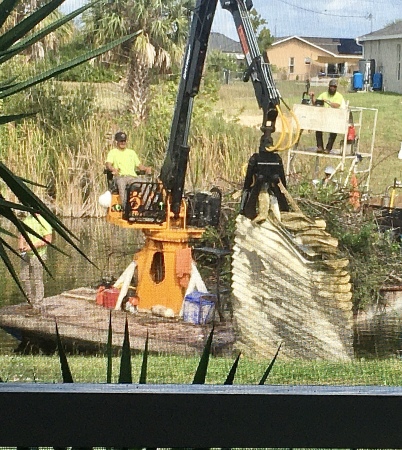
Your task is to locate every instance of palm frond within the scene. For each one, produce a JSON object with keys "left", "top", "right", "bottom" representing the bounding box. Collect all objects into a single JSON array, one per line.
[
  {"left": 0, "top": 225, "right": 16, "bottom": 238},
  {"left": 106, "top": 311, "right": 113, "bottom": 383},
  {"left": 1, "top": 234, "right": 26, "bottom": 260},
  {"left": 20, "top": 218, "right": 69, "bottom": 260},
  {"left": 0, "top": 1, "right": 101, "bottom": 64},
  {"left": 0, "top": 204, "right": 52, "bottom": 275},
  {"left": 0, "top": 113, "right": 36, "bottom": 125},
  {"left": 0, "top": 197, "right": 42, "bottom": 213},
  {"left": 0, "top": 75, "right": 18, "bottom": 90},
  {"left": 118, "top": 317, "right": 132, "bottom": 383},
  {"left": 0, "top": 0, "right": 20, "bottom": 29},
  {"left": 224, "top": 352, "right": 241, "bottom": 385},
  {"left": 0, "top": 163, "right": 93, "bottom": 265},
  {"left": 13, "top": 177, "right": 47, "bottom": 189},
  {"left": 139, "top": 330, "right": 149, "bottom": 384},
  {"left": 0, "top": 239, "right": 28, "bottom": 301},
  {"left": 0, "top": 0, "right": 66, "bottom": 51},
  {"left": 56, "top": 322, "right": 74, "bottom": 383},
  {"left": 192, "top": 327, "right": 214, "bottom": 384},
  {"left": 259, "top": 342, "right": 282, "bottom": 385}
]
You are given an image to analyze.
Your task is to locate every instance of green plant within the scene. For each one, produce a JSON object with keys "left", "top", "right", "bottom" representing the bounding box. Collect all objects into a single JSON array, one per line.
[
  {"left": 0, "top": 0, "right": 140, "bottom": 292},
  {"left": 51, "top": 34, "right": 123, "bottom": 83},
  {"left": 13, "top": 81, "right": 98, "bottom": 135},
  {"left": 0, "top": 0, "right": 139, "bottom": 123},
  {"left": 207, "top": 50, "right": 238, "bottom": 74},
  {"left": 55, "top": 319, "right": 281, "bottom": 386},
  {"left": 295, "top": 186, "right": 402, "bottom": 311},
  {"left": 83, "top": 0, "right": 191, "bottom": 122},
  {"left": 4, "top": 354, "right": 402, "bottom": 383},
  {"left": 340, "top": 222, "right": 402, "bottom": 311},
  {"left": 258, "top": 27, "right": 274, "bottom": 53},
  {"left": 338, "top": 76, "right": 350, "bottom": 88}
]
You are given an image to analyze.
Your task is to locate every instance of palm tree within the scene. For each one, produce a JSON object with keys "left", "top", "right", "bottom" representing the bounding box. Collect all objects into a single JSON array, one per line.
[
  {"left": 83, "top": 0, "right": 191, "bottom": 123},
  {"left": 1, "top": 0, "right": 75, "bottom": 60},
  {"left": 0, "top": 0, "right": 140, "bottom": 293}
]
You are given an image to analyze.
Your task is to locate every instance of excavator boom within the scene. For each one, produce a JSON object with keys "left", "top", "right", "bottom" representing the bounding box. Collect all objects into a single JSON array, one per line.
[
  {"left": 221, "top": 0, "right": 280, "bottom": 126},
  {"left": 160, "top": 0, "right": 283, "bottom": 218},
  {"left": 108, "top": 0, "right": 290, "bottom": 227},
  {"left": 160, "top": 0, "right": 218, "bottom": 217}
]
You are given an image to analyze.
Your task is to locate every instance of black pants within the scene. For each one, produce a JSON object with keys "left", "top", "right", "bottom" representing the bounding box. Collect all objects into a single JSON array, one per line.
[{"left": 316, "top": 131, "right": 337, "bottom": 151}]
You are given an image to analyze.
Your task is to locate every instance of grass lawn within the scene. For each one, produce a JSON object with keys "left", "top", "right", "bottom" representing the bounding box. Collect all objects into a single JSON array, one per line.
[
  {"left": 1, "top": 354, "right": 401, "bottom": 385},
  {"left": 217, "top": 79, "right": 402, "bottom": 195}
]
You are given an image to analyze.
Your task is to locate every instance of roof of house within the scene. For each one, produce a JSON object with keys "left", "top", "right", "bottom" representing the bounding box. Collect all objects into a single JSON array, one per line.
[
  {"left": 358, "top": 20, "right": 402, "bottom": 41},
  {"left": 272, "top": 36, "right": 362, "bottom": 57},
  {"left": 209, "top": 32, "right": 242, "bottom": 53},
  {"left": 208, "top": 33, "right": 363, "bottom": 59}
]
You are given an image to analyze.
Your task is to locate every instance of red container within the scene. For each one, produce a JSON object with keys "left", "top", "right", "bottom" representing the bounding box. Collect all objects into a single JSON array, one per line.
[
  {"left": 102, "top": 288, "right": 120, "bottom": 309},
  {"left": 96, "top": 286, "right": 105, "bottom": 305},
  {"left": 347, "top": 125, "right": 356, "bottom": 143}
]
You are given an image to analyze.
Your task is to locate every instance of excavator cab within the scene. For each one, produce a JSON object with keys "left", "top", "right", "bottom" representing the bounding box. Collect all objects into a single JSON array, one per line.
[
  {"left": 105, "top": 169, "right": 221, "bottom": 230},
  {"left": 123, "top": 181, "right": 166, "bottom": 224}
]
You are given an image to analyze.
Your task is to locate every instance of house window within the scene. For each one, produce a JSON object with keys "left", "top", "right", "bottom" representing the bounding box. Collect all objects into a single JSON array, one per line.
[
  {"left": 289, "top": 57, "right": 295, "bottom": 74},
  {"left": 304, "top": 57, "right": 311, "bottom": 65},
  {"left": 397, "top": 44, "right": 401, "bottom": 81}
]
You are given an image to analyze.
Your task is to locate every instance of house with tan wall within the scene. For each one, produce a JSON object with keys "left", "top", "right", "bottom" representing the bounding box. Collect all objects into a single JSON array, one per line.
[{"left": 267, "top": 36, "right": 362, "bottom": 81}]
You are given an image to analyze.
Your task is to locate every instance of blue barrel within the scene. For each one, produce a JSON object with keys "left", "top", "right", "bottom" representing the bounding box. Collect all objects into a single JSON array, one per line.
[
  {"left": 372, "top": 72, "right": 383, "bottom": 90},
  {"left": 353, "top": 72, "right": 363, "bottom": 90}
]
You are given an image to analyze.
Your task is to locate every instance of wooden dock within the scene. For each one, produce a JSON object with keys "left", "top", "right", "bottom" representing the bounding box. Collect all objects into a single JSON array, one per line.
[{"left": 0, "top": 288, "right": 235, "bottom": 356}]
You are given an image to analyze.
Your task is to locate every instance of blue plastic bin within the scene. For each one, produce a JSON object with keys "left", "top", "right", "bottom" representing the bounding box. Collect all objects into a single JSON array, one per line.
[
  {"left": 353, "top": 72, "right": 363, "bottom": 90},
  {"left": 372, "top": 72, "right": 383, "bottom": 91},
  {"left": 182, "top": 291, "right": 216, "bottom": 325}
]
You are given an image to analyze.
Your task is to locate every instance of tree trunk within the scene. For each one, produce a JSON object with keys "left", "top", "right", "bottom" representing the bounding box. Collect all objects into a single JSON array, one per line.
[{"left": 126, "top": 51, "right": 151, "bottom": 124}]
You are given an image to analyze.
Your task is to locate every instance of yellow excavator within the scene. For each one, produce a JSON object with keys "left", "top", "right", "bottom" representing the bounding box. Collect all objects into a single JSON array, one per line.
[{"left": 105, "top": 0, "right": 300, "bottom": 315}]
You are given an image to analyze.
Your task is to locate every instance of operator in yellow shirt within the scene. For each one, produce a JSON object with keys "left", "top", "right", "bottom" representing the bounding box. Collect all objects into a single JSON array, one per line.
[
  {"left": 105, "top": 131, "right": 151, "bottom": 211},
  {"left": 309, "top": 79, "right": 346, "bottom": 154}
]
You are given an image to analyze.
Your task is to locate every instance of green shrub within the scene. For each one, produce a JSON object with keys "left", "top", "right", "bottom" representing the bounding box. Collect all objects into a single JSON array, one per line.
[
  {"left": 207, "top": 50, "right": 238, "bottom": 74},
  {"left": 23, "top": 81, "right": 97, "bottom": 135},
  {"left": 56, "top": 61, "right": 121, "bottom": 82},
  {"left": 295, "top": 185, "right": 402, "bottom": 311}
]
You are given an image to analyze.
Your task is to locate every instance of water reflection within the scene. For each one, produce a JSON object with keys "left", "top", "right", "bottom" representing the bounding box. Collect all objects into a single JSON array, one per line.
[
  {"left": 0, "top": 218, "right": 401, "bottom": 358},
  {"left": 354, "top": 317, "right": 402, "bottom": 359},
  {"left": 0, "top": 218, "right": 144, "bottom": 352}
]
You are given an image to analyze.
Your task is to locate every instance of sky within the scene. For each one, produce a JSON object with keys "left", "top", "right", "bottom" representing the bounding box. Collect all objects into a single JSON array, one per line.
[
  {"left": 60, "top": 0, "right": 402, "bottom": 40},
  {"left": 212, "top": 0, "right": 402, "bottom": 40}
]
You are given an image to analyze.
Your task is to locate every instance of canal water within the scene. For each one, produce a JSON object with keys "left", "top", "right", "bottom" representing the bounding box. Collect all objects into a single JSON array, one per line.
[
  {"left": 0, "top": 218, "right": 144, "bottom": 353},
  {"left": 0, "top": 217, "right": 401, "bottom": 358}
]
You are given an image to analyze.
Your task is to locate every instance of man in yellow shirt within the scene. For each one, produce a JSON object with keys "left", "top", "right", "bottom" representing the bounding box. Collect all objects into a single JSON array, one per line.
[
  {"left": 105, "top": 131, "right": 151, "bottom": 210},
  {"left": 18, "top": 213, "right": 53, "bottom": 310},
  {"left": 310, "top": 79, "right": 346, "bottom": 153}
]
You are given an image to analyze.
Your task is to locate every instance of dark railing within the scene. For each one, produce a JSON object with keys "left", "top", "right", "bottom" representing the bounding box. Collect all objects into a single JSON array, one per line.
[{"left": 1, "top": 384, "right": 402, "bottom": 448}]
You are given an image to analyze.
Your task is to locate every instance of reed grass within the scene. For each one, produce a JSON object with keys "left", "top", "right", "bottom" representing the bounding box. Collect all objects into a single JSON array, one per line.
[
  {"left": 4, "top": 122, "right": 51, "bottom": 188},
  {"left": 189, "top": 118, "right": 259, "bottom": 191},
  {"left": 3, "top": 79, "right": 401, "bottom": 217},
  {"left": 50, "top": 119, "right": 112, "bottom": 217}
]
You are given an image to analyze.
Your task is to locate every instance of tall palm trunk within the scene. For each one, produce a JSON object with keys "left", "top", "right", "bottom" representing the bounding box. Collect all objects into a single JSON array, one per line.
[{"left": 126, "top": 51, "right": 151, "bottom": 124}]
